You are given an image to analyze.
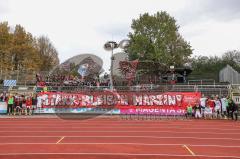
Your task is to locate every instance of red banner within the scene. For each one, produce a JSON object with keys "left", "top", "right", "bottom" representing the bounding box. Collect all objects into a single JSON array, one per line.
[{"left": 37, "top": 91, "right": 201, "bottom": 109}]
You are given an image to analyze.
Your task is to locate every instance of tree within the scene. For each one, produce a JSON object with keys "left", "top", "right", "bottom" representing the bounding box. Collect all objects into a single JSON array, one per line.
[
  {"left": 0, "top": 21, "right": 60, "bottom": 83},
  {"left": 11, "top": 25, "right": 41, "bottom": 71},
  {"left": 222, "top": 50, "right": 240, "bottom": 62},
  {"left": 189, "top": 56, "right": 223, "bottom": 80},
  {"left": 36, "top": 36, "right": 59, "bottom": 71},
  {"left": 189, "top": 50, "right": 240, "bottom": 81},
  {"left": 127, "top": 11, "right": 192, "bottom": 71},
  {"left": 0, "top": 22, "right": 13, "bottom": 76},
  {"left": 222, "top": 50, "right": 240, "bottom": 72}
]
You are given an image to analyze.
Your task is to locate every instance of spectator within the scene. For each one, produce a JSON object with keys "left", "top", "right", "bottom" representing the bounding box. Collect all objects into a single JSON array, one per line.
[{"left": 43, "top": 86, "right": 48, "bottom": 92}]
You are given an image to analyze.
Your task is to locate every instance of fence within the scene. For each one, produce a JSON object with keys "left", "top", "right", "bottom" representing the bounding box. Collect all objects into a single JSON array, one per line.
[
  {"left": 0, "top": 84, "right": 230, "bottom": 97},
  {"left": 0, "top": 70, "right": 36, "bottom": 85}
]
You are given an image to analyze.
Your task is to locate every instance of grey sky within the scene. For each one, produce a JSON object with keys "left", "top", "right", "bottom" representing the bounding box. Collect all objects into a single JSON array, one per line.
[{"left": 0, "top": 0, "right": 240, "bottom": 71}]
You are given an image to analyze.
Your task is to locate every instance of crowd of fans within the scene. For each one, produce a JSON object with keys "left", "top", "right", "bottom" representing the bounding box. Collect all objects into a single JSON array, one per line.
[
  {"left": 0, "top": 93, "right": 37, "bottom": 115},
  {"left": 36, "top": 73, "right": 110, "bottom": 87},
  {"left": 186, "top": 95, "right": 238, "bottom": 121}
]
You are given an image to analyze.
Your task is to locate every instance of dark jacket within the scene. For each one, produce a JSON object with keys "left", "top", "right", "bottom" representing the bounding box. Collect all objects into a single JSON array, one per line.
[
  {"left": 193, "top": 105, "right": 202, "bottom": 113},
  {"left": 229, "top": 101, "right": 238, "bottom": 112}
]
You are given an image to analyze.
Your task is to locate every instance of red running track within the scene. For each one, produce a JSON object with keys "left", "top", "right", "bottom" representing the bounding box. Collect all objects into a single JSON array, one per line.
[{"left": 0, "top": 117, "right": 239, "bottom": 159}]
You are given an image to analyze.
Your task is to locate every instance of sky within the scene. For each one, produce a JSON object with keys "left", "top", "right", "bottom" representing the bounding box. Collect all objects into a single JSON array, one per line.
[{"left": 0, "top": 0, "right": 240, "bottom": 72}]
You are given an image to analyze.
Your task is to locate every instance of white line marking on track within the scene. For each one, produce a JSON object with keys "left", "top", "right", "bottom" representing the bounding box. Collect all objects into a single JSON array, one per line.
[
  {"left": 0, "top": 126, "right": 239, "bottom": 131},
  {"left": 183, "top": 145, "right": 196, "bottom": 156},
  {"left": 0, "top": 152, "right": 239, "bottom": 158},
  {"left": 0, "top": 135, "right": 239, "bottom": 141},
  {"left": 0, "top": 142, "right": 239, "bottom": 148},
  {"left": 56, "top": 137, "right": 65, "bottom": 144},
  {"left": 0, "top": 130, "right": 239, "bottom": 135}
]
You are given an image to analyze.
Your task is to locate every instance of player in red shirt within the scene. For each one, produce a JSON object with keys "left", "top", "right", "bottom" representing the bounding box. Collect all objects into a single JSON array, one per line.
[
  {"left": 25, "top": 97, "right": 32, "bottom": 115},
  {"left": 207, "top": 96, "right": 215, "bottom": 109}
]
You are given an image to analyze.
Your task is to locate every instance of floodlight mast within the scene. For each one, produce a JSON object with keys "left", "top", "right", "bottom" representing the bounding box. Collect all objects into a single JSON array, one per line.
[{"left": 103, "top": 40, "right": 129, "bottom": 90}]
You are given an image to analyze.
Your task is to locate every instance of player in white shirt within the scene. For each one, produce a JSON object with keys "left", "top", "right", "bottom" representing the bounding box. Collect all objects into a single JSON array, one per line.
[
  {"left": 204, "top": 105, "right": 213, "bottom": 119},
  {"left": 214, "top": 96, "right": 222, "bottom": 119},
  {"left": 200, "top": 94, "right": 207, "bottom": 117},
  {"left": 220, "top": 96, "right": 227, "bottom": 119}
]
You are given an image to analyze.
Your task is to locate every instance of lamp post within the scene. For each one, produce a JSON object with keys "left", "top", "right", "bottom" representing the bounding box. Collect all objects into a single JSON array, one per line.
[
  {"left": 104, "top": 39, "right": 129, "bottom": 90},
  {"left": 170, "top": 65, "right": 175, "bottom": 84},
  {"left": 103, "top": 41, "right": 118, "bottom": 90}
]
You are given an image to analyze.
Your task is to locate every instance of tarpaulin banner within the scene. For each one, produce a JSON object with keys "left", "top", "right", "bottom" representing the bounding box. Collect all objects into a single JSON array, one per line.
[
  {"left": 37, "top": 91, "right": 201, "bottom": 110},
  {"left": 0, "top": 102, "right": 7, "bottom": 114}
]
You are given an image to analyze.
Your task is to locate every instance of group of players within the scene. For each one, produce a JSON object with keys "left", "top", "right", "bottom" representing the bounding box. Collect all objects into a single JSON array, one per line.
[
  {"left": 186, "top": 94, "right": 238, "bottom": 121},
  {"left": 0, "top": 93, "right": 37, "bottom": 115}
]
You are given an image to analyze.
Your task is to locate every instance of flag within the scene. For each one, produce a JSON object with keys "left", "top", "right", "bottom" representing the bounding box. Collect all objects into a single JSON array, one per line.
[
  {"left": 119, "top": 60, "right": 139, "bottom": 80},
  {"left": 78, "top": 56, "right": 102, "bottom": 75}
]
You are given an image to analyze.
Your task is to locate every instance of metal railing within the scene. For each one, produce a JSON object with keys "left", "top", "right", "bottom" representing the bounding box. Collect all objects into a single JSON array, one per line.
[{"left": 0, "top": 84, "right": 230, "bottom": 97}]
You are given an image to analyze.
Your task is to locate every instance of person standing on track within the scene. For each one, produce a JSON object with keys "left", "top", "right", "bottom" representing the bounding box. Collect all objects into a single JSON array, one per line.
[
  {"left": 229, "top": 99, "right": 238, "bottom": 121},
  {"left": 214, "top": 96, "right": 222, "bottom": 119},
  {"left": 220, "top": 96, "right": 228, "bottom": 119},
  {"left": 7, "top": 95, "right": 14, "bottom": 115},
  {"left": 200, "top": 94, "right": 207, "bottom": 118},
  {"left": 186, "top": 103, "right": 193, "bottom": 119},
  {"left": 226, "top": 96, "right": 231, "bottom": 118},
  {"left": 204, "top": 105, "right": 213, "bottom": 119},
  {"left": 25, "top": 96, "right": 32, "bottom": 115},
  {"left": 22, "top": 95, "right": 26, "bottom": 114},
  {"left": 193, "top": 102, "right": 202, "bottom": 119},
  {"left": 31, "top": 94, "right": 37, "bottom": 115},
  {"left": 14, "top": 95, "right": 21, "bottom": 115}
]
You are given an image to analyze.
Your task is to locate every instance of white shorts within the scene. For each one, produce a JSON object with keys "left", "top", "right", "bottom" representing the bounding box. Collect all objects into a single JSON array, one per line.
[
  {"left": 195, "top": 110, "right": 202, "bottom": 118},
  {"left": 15, "top": 106, "right": 22, "bottom": 109},
  {"left": 22, "top": 104, "right": 26, "bottom": 107}
]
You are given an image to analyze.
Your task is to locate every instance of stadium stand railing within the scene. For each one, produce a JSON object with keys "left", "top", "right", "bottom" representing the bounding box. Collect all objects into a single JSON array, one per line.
[{"left": 0, "top": 84, "right": 230, "bottom": 96}]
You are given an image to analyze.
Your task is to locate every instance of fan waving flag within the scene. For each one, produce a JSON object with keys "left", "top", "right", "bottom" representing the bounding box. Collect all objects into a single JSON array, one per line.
[
  {"left": 78, "top": 63, "right": 89, "bottom": 77},
  {"left": 119, "top": 60, "right": 139, "bottom": 80}
]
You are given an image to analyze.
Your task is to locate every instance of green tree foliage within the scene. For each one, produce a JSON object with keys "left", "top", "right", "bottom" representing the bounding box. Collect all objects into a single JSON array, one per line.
[
  {"left": 127, "top": 11, "right": 192, "bottom": 69},
  {"left": 189, "top": 50, "right": 240, "bottom": 81},
  {"left": 0, "top": 22, "right": 59, "bottom": 80},
  {"left": 222, "top": 50, "right": 240, "bottom": 69}
]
